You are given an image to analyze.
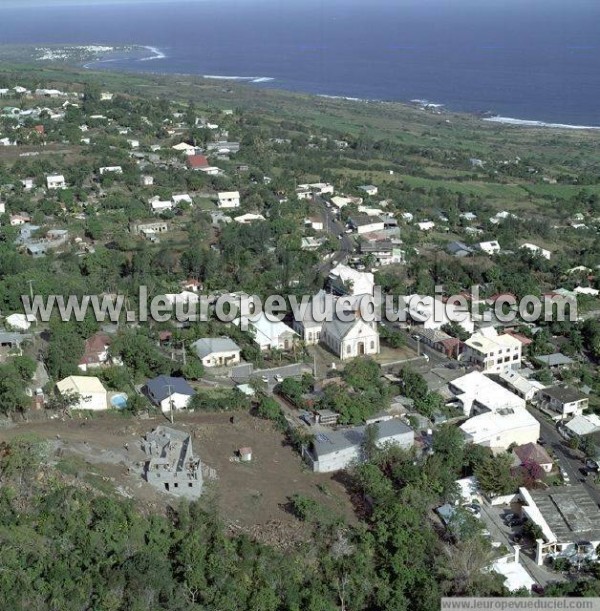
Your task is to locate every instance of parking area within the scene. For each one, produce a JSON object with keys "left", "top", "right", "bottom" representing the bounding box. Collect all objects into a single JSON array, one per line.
[{"left": 478, "top": 501, "right": 564, "bottom": 586}]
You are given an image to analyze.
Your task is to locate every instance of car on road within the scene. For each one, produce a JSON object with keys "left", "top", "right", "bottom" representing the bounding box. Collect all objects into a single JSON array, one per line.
[
  {"left": 274, "top": 374, "right": 284, "bottom": 383},
  {"left": 411, "top": 334, "right": 420, "bottom": 341},
  {"left": 586, "top": 459, "right": 599, "bottom": 472},
  {"left": 261, "top": 376, "right": 269, "bottom": 384},
  {"left": 560, "top": 467, "right": 571, "bottom": 484}
]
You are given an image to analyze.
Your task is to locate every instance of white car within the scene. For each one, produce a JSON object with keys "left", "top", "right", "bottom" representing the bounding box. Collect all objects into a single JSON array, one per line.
[{"left": 274, "top": 374, "right": 284, "bottom": 383}]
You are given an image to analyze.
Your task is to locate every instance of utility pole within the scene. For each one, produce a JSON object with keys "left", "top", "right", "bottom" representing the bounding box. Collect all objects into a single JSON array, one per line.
[
  {"left": 165, "top": 383, "right": 174, "bottom": 423},
  {"left": 27, "top": 280, "right": 38, "bottom": 327},
  {"left": 416, "top": 336, "right": 421, "bottom": 357},
  {"left": 181, "top": 340, "right": 186, "bottom": 366}
]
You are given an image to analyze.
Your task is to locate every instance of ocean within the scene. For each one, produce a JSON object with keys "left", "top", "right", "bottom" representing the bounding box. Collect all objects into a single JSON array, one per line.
[{"left": 1, "top": 0, "right": 600, "bottom": 127}]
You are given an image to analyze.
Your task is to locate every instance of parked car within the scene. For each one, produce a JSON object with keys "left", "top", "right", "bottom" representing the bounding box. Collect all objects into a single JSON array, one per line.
[
  {"left": 507, "top": 517, "right": 526, "bottom": 528},
  {"left": 261, "top": 376, "right": 269, "bottom": 384},
  {"left": 274, "top": 374, "right": 284, "bottom": 383},
  {"left": 560, "top": 467, "right": 571, "bottom": 483},
  {"left": 503, "top": 512, "right": 518, "bottom": 524},
  {"left": 464, "top": 503, "right": 481, "bottom": 518},
  {"left": 585, "top": 459, "right": 599, "bottom": 472}
]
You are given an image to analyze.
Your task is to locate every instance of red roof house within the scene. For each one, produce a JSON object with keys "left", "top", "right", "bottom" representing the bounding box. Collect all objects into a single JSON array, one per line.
[{"left": 187, "top": 155, "right": 209, "bottom": 170}]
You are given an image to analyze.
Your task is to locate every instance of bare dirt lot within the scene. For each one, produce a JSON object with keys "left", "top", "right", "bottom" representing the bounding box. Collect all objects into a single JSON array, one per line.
[{"left": 0, "top": 410, "right": 357, "bottom": 543}]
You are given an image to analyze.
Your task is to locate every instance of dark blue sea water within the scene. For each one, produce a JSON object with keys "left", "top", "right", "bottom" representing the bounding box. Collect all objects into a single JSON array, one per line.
[{"left": 1, "top": 0, "right": 600, "bottom": 126}]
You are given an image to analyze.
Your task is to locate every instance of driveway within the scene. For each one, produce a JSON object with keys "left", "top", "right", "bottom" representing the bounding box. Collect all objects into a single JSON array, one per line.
[{"left": 479, "top": 502, "right": 564, "bottom": 587}]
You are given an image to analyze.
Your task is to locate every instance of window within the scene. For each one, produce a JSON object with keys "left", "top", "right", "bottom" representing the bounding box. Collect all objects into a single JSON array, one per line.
[
  {"left": 370, "top": 341, "right": 375, "bottom": 350},
  {"left": 346, "top": 345, "right": 352, "bottom": 354},
  {"left": 513, "top": 354, "right": 519, "bottom": 360}
]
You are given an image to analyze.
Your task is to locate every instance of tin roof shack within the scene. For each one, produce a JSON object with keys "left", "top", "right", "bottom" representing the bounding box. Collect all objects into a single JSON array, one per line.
[{"left": 142, "top": 426, "right": 203, "bottom": 498}]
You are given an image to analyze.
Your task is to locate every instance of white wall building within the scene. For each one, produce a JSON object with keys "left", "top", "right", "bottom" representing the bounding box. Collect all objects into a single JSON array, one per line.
[
  {"left": 56, "top": 375, "right": 108, "bottom": 411},
  {"left": 46, "top": 174, "right": 66, "bottom": 190},
  {"left": 99, "top": 166, "right": 123, "bottom": 175},
  {"left": 191, "top": 337, "right": 241, "bottom": 368},
  {"left": 476, "top": 240, "right": 501, "bottom": 255},
  {"left": 304, "top": 420, "right": 414, "bottom": 473},
  {"left": 449, "top": 371, "right": 526, "bottom": 417},
  {"left": 145, "top": 375, "right": 195, "bottom": 412},
  {"left": 463, "top": 327, "right": 522, "bottom": 373},
  {"left": 238, "top": 312, "right": 298, "bottom": 351},
  {"left": 521, "top": 243, "right": 551, "bottom": 260},
  {"left": 217, "top": 191, "right": 240, "bottom": 208},
  {"left": 328, "top": 263, "right": 375, "bottom": 296},
  {"left": 321, "top": 316, "right": 380, "bottom": 361}
]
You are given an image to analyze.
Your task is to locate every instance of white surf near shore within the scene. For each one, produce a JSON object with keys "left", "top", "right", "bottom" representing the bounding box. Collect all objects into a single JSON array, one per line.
[
  {"left": 484, "top": 116, "right": 600, "bottom": 130},
  {"left": 203, "top": 75, "right": 274, "bottom": 83},
  {"left": 139, "top": 46, "right": 166, "bottom": 62}
]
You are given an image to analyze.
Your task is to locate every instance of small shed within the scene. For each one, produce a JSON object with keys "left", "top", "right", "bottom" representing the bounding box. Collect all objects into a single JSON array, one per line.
[{"left": 239, "top": 447, "right": 252, "bottom": 462}]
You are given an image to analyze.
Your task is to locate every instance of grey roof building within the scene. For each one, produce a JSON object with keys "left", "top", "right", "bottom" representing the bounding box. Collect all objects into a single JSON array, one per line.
[
  {"left": 447, "top": 241, "right": 474, "bottom": 257},
  {"left": 303, "top": 419, "right": 414, "bottom": 473},
  {"left": 191, "top": 337, "right": 241, "bottom": 365},
  {"left": 145, "top": 375, "right": 194, "bottom": 404},
  {"left": 534, "top": 353, "right": 574, "bottom": 368},
  {"left": 521, "top": 485, "right": 600, "bottom": 564}
]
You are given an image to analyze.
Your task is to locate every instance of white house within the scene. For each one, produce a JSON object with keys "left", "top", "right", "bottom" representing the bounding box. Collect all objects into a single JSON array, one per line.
[
  {"left": 172, "top": 142, "right": 196, "bottom": 154},
  {"left": 191, "top": 337, "right": 241, "bottom": 368},
  {"left": 460, "top": 406, "right": 540, "bottom": 454},
  {"left": 349, "top": 214, "right": 385, "bottom": 235},
  {"left": 149, "top": 197, "right": 174, "bottom": 214},
  {"left": 234, "top": 213, "right": 265, "bottom": 224},
  {"left": 463, "top": 327, "right": 522, "bottom": 373},
  {"left": 476, "top": 240, "right": 501, "bottom": 255},
  {"left": 328, "top": 263, "right": 375, "bottom": 296},
  {"left": 46, "top": 174, "right": 66, "bottom": 190},
  {"left": 21, "top": 178, "right": 35, "bottom": 191},
  {"left": 141, "top": 175, "right": 154, "bottom": 186},
  {"left": 237, "top": 312, "right": 298, "bottom": 351},
  {"left": 145, "top": 375, "right": 195, "bottom": 412},
  {"left": 303, "top": 420, "right": 414, "bottom": 473},
  {"left": 330, "top": 195, "right": 362, "bottom": 210},
  {"left": 357, "top": 184, "right": 378, "bottom": 196},
  {"left": 449, "top": 372, "right": 538, "bottom": 453},
  {"left": 171, "top": 193, "right": 193, "bottom": 206},
  {"left": 56, "top": 375, "right": 108, "bottom": 411},
  {"left": 99, "top": 166, "right": 123, "bottom": 175},
  {"left": 321, "top": 315, "right": 380, "bottom": 361},
  {"left": 449, "top": 371, "right": 526, "bottom": 417},
  {"left": 403, "top": 294, "right": 475, "bottom": 334},
  {"left": 297, "top": 182, "right": 334, "bottom": 197},
  {"left": 521, "top": 243, "right": 551, "bottom": 260},
  {"left": 304, "top": 217, "right": 324, "bottom": 231},
  {"left": 497, "top": 370, "right": 545, "bottom": 402},
  {"left": 127, "top": 139, "right": 140, "bottom": 149},
  {"left": 417, "top": 221, "right": 435, "bottom": 231},
  {"left": 537, "top": 385, "right": 589, "bottom": 420},
  {"left": 5, "top": 313, "right": 35, "bottom": 331},
  {"left": 217, "top": 191, "right": 240, "bottom": 209}
]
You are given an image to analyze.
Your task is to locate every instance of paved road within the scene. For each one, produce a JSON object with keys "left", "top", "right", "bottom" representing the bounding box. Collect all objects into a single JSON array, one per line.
[
  {"left": 250, "top": 363, "right": 313, "bottom": 391},
  {"left": 379, "top": 320, "right": 453, "bottom": 368},
  {"left": 313, "top": 195, "right": 354, "bottom": 272},
  {"left": 529, "top": 406, "right": 600, "bottom": 506}
]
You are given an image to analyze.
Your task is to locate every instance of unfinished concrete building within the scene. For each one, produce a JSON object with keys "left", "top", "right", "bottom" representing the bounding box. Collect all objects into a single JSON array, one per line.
[{"left": 142, "top": 426, "right": 203, "bottom": 498}]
